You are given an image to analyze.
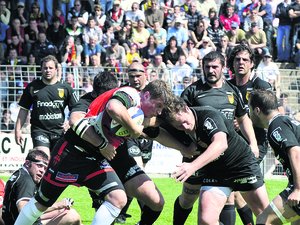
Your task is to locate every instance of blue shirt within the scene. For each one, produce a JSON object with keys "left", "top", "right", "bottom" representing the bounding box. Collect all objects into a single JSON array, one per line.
[
  {"left": 167, "top": 27, "right": 188, "bottom": 46},
  {"left": 0, "top": 22, "right": 9, "bottom": 42},
  {"left": 259, "top": 3, "right": 273, "bottom": 25}
]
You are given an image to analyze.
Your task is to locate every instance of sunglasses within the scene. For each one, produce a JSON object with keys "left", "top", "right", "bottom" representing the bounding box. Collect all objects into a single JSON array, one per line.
[{"left": 188, "top": 42, "right": 194, "bottom": 45}]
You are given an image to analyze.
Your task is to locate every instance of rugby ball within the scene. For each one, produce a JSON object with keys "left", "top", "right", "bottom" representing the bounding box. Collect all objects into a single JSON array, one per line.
[{"left": 110, "top": 107, "right": 144, "bottom": 137}]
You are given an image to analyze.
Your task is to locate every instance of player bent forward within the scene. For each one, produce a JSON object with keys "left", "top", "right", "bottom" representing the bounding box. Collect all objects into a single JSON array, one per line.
[
  {"left": 163, "top": 97, "right": 269, "bottom": 224},
  {"left": 249, "top": 90, "right": 300, "bottom": 224},
  {"left": 14, "top": 80, "right": 175, "bottom": 225}
]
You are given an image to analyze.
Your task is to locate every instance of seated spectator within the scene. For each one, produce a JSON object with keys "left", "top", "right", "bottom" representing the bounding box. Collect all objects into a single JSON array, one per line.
[
  {"left": 24, "top": 18, "right": 40, "bottom": 55},
  {"left": 65, "top": 72, "right": 75, "bottom": 88},
  {"left": 61, "top": 35, "right": 82, "bottom": 66},
  {"left": 0, "top": 109, "right": 14, "bottom": 133},
  {"left": 25, "top": 53, "right": 37, "bottom": 81},
  {"left": 103, "top": 54, "right": 124, "bottom": 74},
  {"left": 185, "top": 1, "right": 203, "bottom": 33},
  {"left": 29, "top": 2, "right": 47, "bottom": 29},
  {"left": 84, "top": 35, "right": 101, "bottom": 66},
  {"left": 207, "top": 7, "right": 217, "bottom": 20},
  {"left": 183, "top": 38, "right": 201, "bottom": 69},
  {"left": 132, "top": 19, "right": 150, "bottom": 49},
  {"left": 140, "top": 34, "right": 161, "bottom": 66},
  {"left": 198, "top": 0, "right": 217, "bottom": 18},
  {"left": 226, "top": 21, "right": 246, "bottom": 47},
  {"left": 65, "top": 16, "right": 83, "bottom": 47},
  {"left": 165, "top": 5, "right": 186, "bottom": 29},
  {"left": 147, "top": 53, "right": 168, "bottom": 80},
  {"left": 105, "top": 39, "right": 126, "bottom": 66},
  {"left": 125, "top": 2, "right": 145, "bottom": 27},
  {"left": 242, "top": 0, "right": 260, "bottom": 20},
  {"left": 199, "top": 36, "right": 216, "bottom": 59},
  {"left": 106, "top": 0, "right": 125, "bottom": 32},
  {"left": 92, "top": 4, "right": 106, "bottom": 29},
  {"left": 67, "top": 0, "right": 88, "bottom": 27},
  {"left": 160, "top": 0, "right": 175, "bottom": 21},
  {"left": 0, "top": 21, "right": 8, "bottom": 61},
  {"left": 144, "top": 0, "right": 164, "bottom": 29},
  {"left": 6, "top": 18, "right": 25, "bottom": 45},
  {"left": 83, "top": 16, "right": 103, "bottom": 46},
  {"left": 2, "top": 150, "right": 82, "bottom": 225},
  {"left": 101, "top": 22, "right": 115, "bottom": 48},
  {"left": 118, "top": 20, "right": 134, "bottom": 52},
  {"left": 86, "top": 55, "right": 104, "bottom": 78},
  {"left": 190, "top": 19, "right": 208, "bottom": 49},
  {"left": 148, "top": 69, "right": 159, "bottom": 81},
  {"left": 243, "top": 8, "right": 263, "bottom": 32},
  {"left": 217, "top": 35, "right": 231, "bottom": 57},
  {"left": 53, "top": 8, "right": 65, "bottom": 26},
  {"left": 167, "top": 17, "right": 189, "bottom": 48},
  {"left": 7, "top": 34, "right": 25, "bottom": 58},
  {"left": 149, "top": 20, "right": 167, "bottom": 53},
  {"left": 0, "top": 0, "right": 10, "bottom": 25},
  {"left": 219, "top": 0, "right": 239, "bottom": 16},
  {"left": 10, "top": 2, "right": 28, "bottom": 27},
  {"left": 163, "top": 35, "right": 185, "bottom": 67},
  {"left": 220, "top": 4, "right": 240, "bottom": 31},
  {"left": 207, "top": 17, "right": 225, "bottom": 49},
  {"left": 46, "top": 16, "right": 66, "bottom": 52},
  {"left": 278, "top": 93, "right": 295, "bottom": 118},
  {"left": 126, "top": 43, "right": 141, "bottom": 66}
]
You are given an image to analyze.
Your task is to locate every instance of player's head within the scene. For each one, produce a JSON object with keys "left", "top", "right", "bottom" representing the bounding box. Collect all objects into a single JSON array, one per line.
[
  {"left": 128, "top": 62, "right": 147, "bottom": 91},
  {"left": 227, "top": 44, "right": 255, "bottom": 76},
  {"left": 202, "top": 51, "right": 225, "bottom": 84},
  {"left": 41, "top": 55, "right": 59, "bottom": 82},
  {"left": 162, "top": 96, "right": 195, "bottom": 131},
  {"left": 140, "top": 80, "right": 174, "bottom": 117},
  {"left": 248, "top": 89, "right": 279, "bottom": 128},
  {"left": 93, "top": 71, "right": 118, "bottom": 96},
  {"left": 25, "top": 150, "right": 49, "bottom": 184}
]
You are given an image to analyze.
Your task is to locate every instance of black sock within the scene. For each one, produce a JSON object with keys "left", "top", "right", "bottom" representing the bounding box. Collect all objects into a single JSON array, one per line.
[
  {"left": 173, "top": 196, "right": 193, "bottom": 225},
  {"left": 139, "top": 205, "right": 162, "bottom": 225},
  {"left": 237, "top": 205, "right": 254, "bottom": 225},
  {"left": 119, "top": 196, "right": 133, "bottom": 216},
  {"left": 219, "top": 204, "right": 236, "bottom": 225}
]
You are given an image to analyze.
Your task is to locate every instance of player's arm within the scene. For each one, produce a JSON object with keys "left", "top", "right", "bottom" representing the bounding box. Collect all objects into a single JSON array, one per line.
[
  {"left": 287, "top": 146, "right": 300, "bottom": 207},
  {"left": 15, "top": 108, "right": 29, "bottom": 146},
  {"left": 17, "top": 199, "right": 29, "bottom": 212},
  {"left": 106, "top": 99, "right": 144, "bottom": 139},
  {"left": 236, "top": 114, "right": 259, "bottom": 158}
]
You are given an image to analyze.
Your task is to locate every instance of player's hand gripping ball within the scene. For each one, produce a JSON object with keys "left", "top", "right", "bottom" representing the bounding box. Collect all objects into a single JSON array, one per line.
[{"left": 110, "top": 107, "right": 144, "bottom": 137}]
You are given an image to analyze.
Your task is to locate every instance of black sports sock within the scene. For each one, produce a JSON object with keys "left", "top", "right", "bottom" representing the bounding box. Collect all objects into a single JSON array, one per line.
[
  {"left": 173, "top": 196, "right": 193, "bottom": 225},
  {"left": 219, "top": 204, "right": 236, "bottom": 225},
  {"left": 139, "top": 205, "right": 162, "bottom": 225},
  {"left": 237, "top": 205, "right": 254, "bottom": 225}
]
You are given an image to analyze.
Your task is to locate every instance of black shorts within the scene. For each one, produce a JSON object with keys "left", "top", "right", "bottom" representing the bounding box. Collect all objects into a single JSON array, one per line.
[
  {"left": 127, "top": 138, "right": 153, "bottom": 164},
  {"left": 31, "top": 129, "right": 62, "bottom": 150},
  {"left": 279, "top": 184, "right": 300, "bottom": 215},
  {"left": 110, "top": 142, "right": 145, "bottom": 184},
  {"left": 35, "top": 138, "right": 124, "bottom": 207}
]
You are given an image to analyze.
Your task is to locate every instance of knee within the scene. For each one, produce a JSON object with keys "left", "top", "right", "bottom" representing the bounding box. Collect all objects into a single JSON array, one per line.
[
  {"left": 106, "top": 189, "right": 127, "bottom": 209},
  {"left": 64, "top": 208, "right": 82, "bottom": 225},
  {"left": 199, "top": 215, "right": 218, "bottom": 225}
]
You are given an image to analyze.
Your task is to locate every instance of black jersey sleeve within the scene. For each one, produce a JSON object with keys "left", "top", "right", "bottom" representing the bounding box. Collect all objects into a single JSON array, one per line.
[
  {"left": 15, "top": 171, "right": 36, "bottom": 201},
  {"left": 71, "top": 92, "right": 94, "bottom": 113},
  {"left": 18, "top": 84, "right": 33, "bottom": 110},
  {"left": 65, "top": 84, "right": 78, "bottom": 111}
]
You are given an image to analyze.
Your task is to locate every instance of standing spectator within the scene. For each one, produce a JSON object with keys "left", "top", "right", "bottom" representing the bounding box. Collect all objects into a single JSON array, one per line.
[
  {"left": 288, "top": 0, "right": 300, "bottom": 36},
  {"left": 67, "top": 0, "right": 88, "bottom": 27},
  {"left": 58, "top": 0, "right": 75, "bottom": 21},
  {"left": 46, "top": 17, "right": 66, "bottom": 52},
  {"left": 149, "top": 20, "right": 167, "bottom": 52},
  {"left": 29, "top": 2, "right": 47, "bottom": 29},
  {"left": 10, "top": 2, "right": 28, "bottom": 28},
  {"left": 243, "top": 8, "right": 264, "bottom": 32},
  {"left": 24, "top": 18, "right": 39, "bottom": 55},
  {"left": 84, "top": 35, "right": 101, "bottom": 66},
  {"left": 0, "top": 0, "right": 10, "bottom": 25},
  {"left": 14, "top": 55, "right": 78, "bottom": 156},
  {"left": 125, "top": 2, "right": 145, "bottom": 27},
  {"left": 190, "top": 19, "right": 208, "bottom": 48},
  {"left": 226, "top": 21, "right": 246, "bottom": 47},
  {"left": 258, "top": 0, "right": 274, "bottom": 55},
  {"left": 0, "top": 109, "right": 14, "bottom": 133},
  {"left": 106, "top": 0, "right": 125, "bottom": 32},
  {"left": 2, "top": 149, "right": 81, "bottom": 225},
  {"left": 92, "top": 4, "right": 106, "bottom": 29},
  {"left": 167, "top": 17, "right": 189, "bottom": 48},
  {"left": 220, "top": 4, "right": 240, "bottom": 31},
  {"left": 163, "top": 36, "right": 185, "bottom": 67},
  {"left": 185, "top": 0, "right": 203, "bottom": 33},
  {"left": 0, "top": 21, "right": 8, "bottom": 61},
  {"left": 83, "top": 16, "right": 103, "bottom": 46},
  {"left": 132, "top": 19, "right": 150, "bottom": 49},
  {"left": 275, "top": 0, "right": 292, "bottom": 62},
  {"left": 207, "top": 17, "right": 226, "bottom": 49},
  {"left": 144, "top": 0, "right": 164, "bottom": 29},
  {"left": 6, "top": 18, "right": 25, "bottom": 45}
]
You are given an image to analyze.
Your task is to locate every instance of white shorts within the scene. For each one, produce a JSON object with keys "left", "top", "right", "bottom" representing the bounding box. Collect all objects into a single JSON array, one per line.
[{"left": 200, "top": 186, "right": 232, "bottom": 198}]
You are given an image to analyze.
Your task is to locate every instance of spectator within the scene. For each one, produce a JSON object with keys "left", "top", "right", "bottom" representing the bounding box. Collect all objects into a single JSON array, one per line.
[
  {"left": 101, "top": 22, "right": 115, "bottom": 48},
  {"left": 105, "top": 39, "right": 127, "bottom": 66},
  {"left": 278, "top": 93, "right": 295, "bottom": 118},
  {"left": 149, "top": 69, "right": 159, "bottom": 81},
  {"left": 118, "top": 20, "right": 134, "bottom": 52},
  {"left": 103, "top": 54, "right": 124, "bottom": 74},
  {"left": 140, "top": 34, "right": 160, "bottom": 65},
  {"left": 242, "top": 0, "right": 260, "bottom": 19},
  {"left": 0, "top": 0, "right": 10, "bottom": 25},
  {"left": 190, "top": 19, "right": 208, "bottom": 48},
  {"left": 288, "top": 0, "right": 300, "bottom": 37},
  {"left": 61, "top": 35, "right": 82, "bottom": 66},
  {"left": 29, "top": 2, "right": 47, "bottom": 29},
  {"left": 183, "top": 38, "right": 201, "bottom": 69},
  {"left": 218, "top": 35, "right": 231, "bottom": 57},
  {"left": 207, "top": 7, "right": 217, "bottom": 20},
  {"left": 220, "top": 4, "right": 240, "bottom": 31},
  {"left": 7, "top": 34, "right": 25, "bottom": 58},
  {"left": 295, "top": 35, "right": 300, "bottom": 68},
  {"left": 149, "top": 20, "right": 167, "bottom": 52},
  {"left": 199, "top": 36, "right": 216, "bottom": 59},
  {"left": 147, "top": 53, "right": 168, "bottom": 80},
  {"left": 171, "top": 54, "right": 193, "bottom": 87},
  {"left": 207, "top": 17, "right": 226, "bottom": 49},
  {"left": 144, "top": 0, "right": 164, "bottom": 29},
  {"left": 92, "top": 4, "right": 106, "bottom": 29},
  {"left": 84, "top": 35, "right": 101, "bottom": 66},
  {"left": 0, "top": 109, "right": 14, "bottom": 133},
  {"left": 36, "top": 0, "right": 53, "bottom": 24},
  {"left": 87, "top": 55, "right": 104, "bottom": 78},
  {"left": 163, "top": 35, "right": 185, "bottom": 67},
  {"left": 31, "top": 31, "right": 57, "bottom": 64},
  {"left": 167, "top": 17, "right": 189, "bottom": 48},
  {"left": 53, "top": 8, "right": 65, "bottom": 26},
  {"left": 125, "top": 2, "right": 145, "bottom": 27},
  {"left": 6, "top": 18, "right": 25, "bottom": 45},
  {"left": 237, "top": 0, "right": 249, "bottom": 28},
  {"left": 198, "top": 1, "right": 217, "bottom": 18},
  {"left": 132, "top": 19, "right": 150, "bottom": 49},
  {"left": 67, "top": 0, "right": 88, "bottom": 27},
  {"left": 106, "top": 0, "right": 125, "bottom": 32},
  {"left": 126, "top": 43, "right": 141, "bottom": 65},
  {"left": 275, "top": 0, "right": 292, "bottom": 62},
  {"left": 226, "top": 21, "right": 246, "bottom": 47},
  {"left": 165, "top": 5, "right": 186, "bottom": 29},
  {"left": 24, "top": 18, "right": 39, "bottom": 55},
  {"left": 243, "top": 8, "right": 264, "bottom": 32},
  {"left": 185, "top": 0, "right": 203, "bottom": 32},
  {"left": 25, "top": 53, "right": 37, "bottom": 81},
  {"left": 159, "top": 0, "right": 175, "bottom": 22},
  {"left": 10, "top": 2, "right": 28, "bottom": 28},
  {"left": 65, "top": 72, "right": 75, "bottom": 88},
  {"left": 65, "top": 15, "right": 83, "bottom": 47},
  {"left": 58, "top": 0, "right": 75, "bottom": 21},
  {"left": 99, "top": 0, "right": 113, "bottom": 13},
  {"left": 219, "top": 0, "right": 239, "bottom": 16},
  {"left": 46, "top": 16, "right": 66, "bottom": 52},
  {"left": 0, "top": 21, "right": 8, "bottom": 61},
  {"left": 83, "top": 16, "right": 103, "bottom": 45},
  {"left": 2, "top": 149, "right": 81, "bottom": 225}
]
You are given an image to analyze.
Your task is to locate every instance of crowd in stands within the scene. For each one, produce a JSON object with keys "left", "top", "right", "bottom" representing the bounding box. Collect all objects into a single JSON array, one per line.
[{"left": 0, "top": 0, "right": 300, "bottom": 132}]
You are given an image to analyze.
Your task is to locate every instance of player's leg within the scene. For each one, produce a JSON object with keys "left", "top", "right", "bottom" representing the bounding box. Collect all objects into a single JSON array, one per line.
[
  {"left": 198, "top": 186, "right": 231, "bottom": 225},
  {"left": 42, "top": 208, "right": 81, "bottom": 225},
  {"left": 220, "top": 193, "right": 236, "bottom": 225},
  {"left": 234, "top": 191, "right": 254, "bottom": 225},
  {"left": 173, "top": 182, "right": 201, "bottom": 225},
  {"left": 31, "top": 131, "right": 52, "bottom": 157}
]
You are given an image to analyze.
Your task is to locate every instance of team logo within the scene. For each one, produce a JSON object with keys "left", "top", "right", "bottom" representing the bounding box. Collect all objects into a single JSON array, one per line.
[
  {"left": 272, "top": 130, "right": 283, "bottom": 142},
  {"left": 203, "top": 117, "right": 217, "bottom": 135},
  {"left": 58, "top": 88, "right": 64, "bottom": 98},
  {"left": 227, "top": 92, "right": 234, "bottom": 104},
  {"left": 246, "top": 91, "right": 251, "bottom": 101}
]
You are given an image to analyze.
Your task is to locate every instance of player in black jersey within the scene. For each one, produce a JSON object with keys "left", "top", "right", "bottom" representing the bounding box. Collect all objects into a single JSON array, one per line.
[
  {"left": 249, "top": 90, "right": 300, "bottom": 224},
  {"left": 15, "top": 55, "right": 78, "bottom": 156},
  {"left": 163, "top": 97, "right": 269, "bottom": 224},
  {"left": 174, "top": 51, "right": 259, "bottom": 225},
  {"left": 228, "top": 44, "right": 272, "bottom": 225}
]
